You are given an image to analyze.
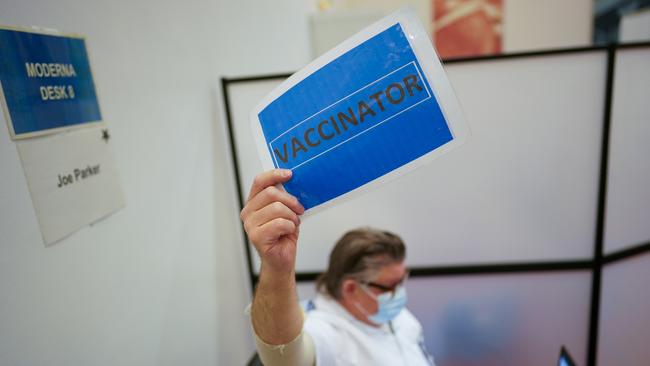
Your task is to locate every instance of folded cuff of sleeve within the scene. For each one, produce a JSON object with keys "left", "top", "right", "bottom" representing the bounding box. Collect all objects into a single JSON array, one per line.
[{"left": 254, "top": 329, "right": 315, "bottom": 366}]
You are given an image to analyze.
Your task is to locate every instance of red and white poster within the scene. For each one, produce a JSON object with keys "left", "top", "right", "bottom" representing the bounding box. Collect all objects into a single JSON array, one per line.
[{"left": 433, "top": 0, "right": 503, "bottom": 59}]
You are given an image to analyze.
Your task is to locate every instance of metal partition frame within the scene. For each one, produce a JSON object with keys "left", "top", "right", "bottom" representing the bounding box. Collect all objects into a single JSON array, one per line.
[{"left": 221, "top": 42, "right": 650, "bottom": 366}]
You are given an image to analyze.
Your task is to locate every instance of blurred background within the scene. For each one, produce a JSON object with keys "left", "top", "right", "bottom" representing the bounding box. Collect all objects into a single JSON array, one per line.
[{"left": 1, "top": 1, "right": 648, "bottom": 365}]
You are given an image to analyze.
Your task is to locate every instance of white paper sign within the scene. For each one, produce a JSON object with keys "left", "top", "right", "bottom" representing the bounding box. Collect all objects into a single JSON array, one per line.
[
  {"left": 16, "top": 125, "right": 125, "bottom": 244},
  {"left": 250, "top": 7, "right": 468, "bottom": 215}
]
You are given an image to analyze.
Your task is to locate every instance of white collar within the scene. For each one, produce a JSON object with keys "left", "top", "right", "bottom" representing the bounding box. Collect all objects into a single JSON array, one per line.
[{"left": 312, "top": 293, "right": 393, "bottom": 334}]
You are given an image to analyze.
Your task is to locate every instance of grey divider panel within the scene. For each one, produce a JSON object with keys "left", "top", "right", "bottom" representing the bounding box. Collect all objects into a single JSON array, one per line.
[
  {"left": 226, "top": 51, "right": 606, "bottom": 274},
  {"left": 407, "top": 273, "right": 590, "bottom": 366},
  {"left": 604, "top": 47, "right": 650, "bottom": 254},
  {"left": 296, "top": 281, "right": 318, "bottom": 301},
  {"left": 228, "top": 79, "right": 285, "bottom": 201},
  {"left": 597, "top": 253, "right": 650, "bottom": 365},
  {"left": 295, "top": 273, "right": 590, "bottom": 366}
]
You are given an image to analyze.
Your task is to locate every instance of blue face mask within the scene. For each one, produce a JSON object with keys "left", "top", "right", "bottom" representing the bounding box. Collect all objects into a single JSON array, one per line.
[{"left": 360, "top": 285, "right": 408, "bottom": 325}]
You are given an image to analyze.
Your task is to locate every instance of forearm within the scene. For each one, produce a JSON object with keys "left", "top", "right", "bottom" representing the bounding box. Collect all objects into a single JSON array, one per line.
[{"left": 251, "top": 265, "right": 303, "bottom": 345}]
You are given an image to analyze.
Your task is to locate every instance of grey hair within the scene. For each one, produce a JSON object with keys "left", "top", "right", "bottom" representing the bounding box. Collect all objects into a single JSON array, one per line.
[{"left": 316, "top": 228, "right": 406, "bottom": 299}]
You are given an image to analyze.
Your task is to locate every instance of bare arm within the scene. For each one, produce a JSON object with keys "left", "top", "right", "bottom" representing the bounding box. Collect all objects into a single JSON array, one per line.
[
  {"left": 252, "top": 265, "right": 303, "bottom": 344},
  {"left": 240, "top": 169, "right": 305, "bottom": 344}
]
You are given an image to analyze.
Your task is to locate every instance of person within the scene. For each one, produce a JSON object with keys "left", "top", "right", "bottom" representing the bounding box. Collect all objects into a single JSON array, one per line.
[{"left": 241, "top": 169, "right": 435, "bottom": 366}]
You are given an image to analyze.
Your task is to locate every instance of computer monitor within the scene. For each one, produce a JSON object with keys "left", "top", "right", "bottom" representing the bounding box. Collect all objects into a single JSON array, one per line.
[{"left": 558, "top": 346, "right": 577, "bottom": 366}]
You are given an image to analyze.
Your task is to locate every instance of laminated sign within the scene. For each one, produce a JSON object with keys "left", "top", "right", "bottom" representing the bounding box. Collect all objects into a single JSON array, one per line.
[
  {"left": 0, "top": 26, "right": 102, "bottom": 139},
  {"left": 0, "top": 25, "right": 124, "bottom": 245},
  {"left": 251, "top": 8, "right": 468, "bottom": 213}
]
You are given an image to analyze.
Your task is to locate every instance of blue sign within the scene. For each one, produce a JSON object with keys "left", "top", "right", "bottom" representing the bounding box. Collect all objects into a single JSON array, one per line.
[
  {"left": 0, "top": 28, "right": 101, "bottom": 138},
  {"left": 258, "top": 24, "right": 453, "bottom": 210}
]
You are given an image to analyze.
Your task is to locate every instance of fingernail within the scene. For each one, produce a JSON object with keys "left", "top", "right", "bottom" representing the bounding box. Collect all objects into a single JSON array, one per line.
[{"left": 281, "top": 169, "right": 292, "bottom": 177}]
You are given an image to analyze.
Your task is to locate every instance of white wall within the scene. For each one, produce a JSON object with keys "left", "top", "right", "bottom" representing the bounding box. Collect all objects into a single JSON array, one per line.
[
  {"left": 0, "top": 0, "right": 314, "bottom": 365},
  {"left": 503, "top": 0, "right": 592, "bottom": 52},
  {"left": 0, "top": 1, "right": 599, "bottom": 365}
]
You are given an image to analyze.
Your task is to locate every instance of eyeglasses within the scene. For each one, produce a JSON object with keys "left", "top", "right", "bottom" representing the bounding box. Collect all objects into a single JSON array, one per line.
[{"left": 362, "top": 270, "right": 409, "bottom": 297}]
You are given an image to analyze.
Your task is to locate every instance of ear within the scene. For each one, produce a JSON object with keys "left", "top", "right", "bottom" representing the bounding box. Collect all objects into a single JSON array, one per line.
[{"left": 340, "top": 278, "right": 358, "bottom": 299}]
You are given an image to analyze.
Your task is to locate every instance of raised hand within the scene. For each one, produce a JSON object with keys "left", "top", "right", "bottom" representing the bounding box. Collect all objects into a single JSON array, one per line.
[{"left": 240, "top": 169, "right": 305, "bottom": 274}]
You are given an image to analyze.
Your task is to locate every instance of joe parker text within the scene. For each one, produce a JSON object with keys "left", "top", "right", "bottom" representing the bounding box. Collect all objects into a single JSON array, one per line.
[{"left": 57, "top": 164, "right": 100, "bottom": 188}]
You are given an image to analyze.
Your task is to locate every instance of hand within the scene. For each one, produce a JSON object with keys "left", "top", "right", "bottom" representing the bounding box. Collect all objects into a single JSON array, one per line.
[{"left": 240, "top": 169, "right": 305, "bottom": 274}]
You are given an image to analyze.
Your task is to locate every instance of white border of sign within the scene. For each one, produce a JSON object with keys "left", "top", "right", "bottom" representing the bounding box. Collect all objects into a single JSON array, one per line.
[{"left": 250, "top": 7, "right": 470, "bottom": 217}]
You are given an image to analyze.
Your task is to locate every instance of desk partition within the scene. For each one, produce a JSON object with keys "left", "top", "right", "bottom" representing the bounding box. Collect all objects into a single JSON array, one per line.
[{"left": 222, "top": 42, "right": 650, "bottom": 366}]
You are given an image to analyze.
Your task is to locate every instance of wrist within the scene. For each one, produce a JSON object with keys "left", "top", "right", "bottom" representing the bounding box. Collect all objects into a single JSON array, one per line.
[
  {"left": 258, "top": 265, "right": 296, "bottom": 289},
  {"left": 259, "top": 259, "right": 295, "bottom": 277}
]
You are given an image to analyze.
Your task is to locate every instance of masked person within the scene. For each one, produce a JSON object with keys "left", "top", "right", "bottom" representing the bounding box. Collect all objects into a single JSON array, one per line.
[{"left": 241, "top": 169, "right": 435, "bottom": 366}]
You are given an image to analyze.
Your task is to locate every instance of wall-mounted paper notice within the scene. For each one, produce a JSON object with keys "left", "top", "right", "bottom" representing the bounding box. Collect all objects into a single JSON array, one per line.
[
  {"left": 0, "top": 26, "right": 102, "bottom": 140},
  {"left": 16, "top": 125, "right": 125, "bottom": 245},
  {"left": 251, "top": 7, "right": 469, "bottom": 215},
  {"left": 0, "top": 25, "right": 124, "bottom": 245}
]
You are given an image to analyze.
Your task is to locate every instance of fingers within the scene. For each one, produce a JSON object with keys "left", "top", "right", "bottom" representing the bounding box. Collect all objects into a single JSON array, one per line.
[
  {"left": 244, "top": 185, "right": 304, "bottom": 217},
  {"left": 245, "top": 201, "right": 301, "bottom": 231},
  {"left": 241, "top": 170, "right": 305, "bottom": 247},
  {"left": 247, "top": 169, "right": 293, "bottom": 203},
  {"left": 249, "top": 218, "right": 297, "bottom": 246}
]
